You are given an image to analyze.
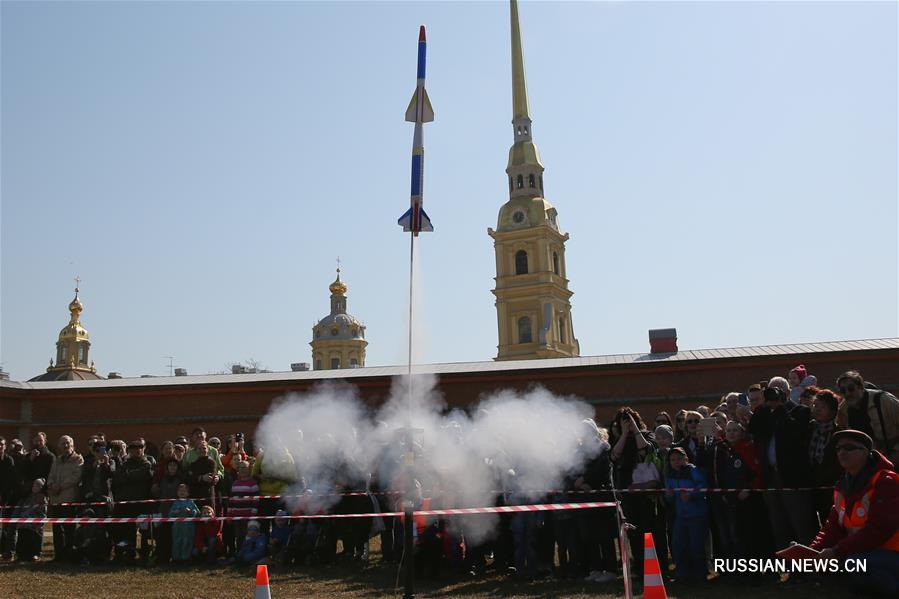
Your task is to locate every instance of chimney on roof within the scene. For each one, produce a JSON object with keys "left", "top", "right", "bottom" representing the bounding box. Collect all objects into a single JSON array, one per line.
[
  {"left": 291, "top": 363, "right": 310, "bottom": 372},
  {"left": 0, "top": 368, "right": 9, "bottom": 381},
  {"left": 174, "top": 368, "right": 187, "bottom": 376},
  {"left": 107, "top": 372, "right": 122, "bottom": 379},
  {"left": 649, "top": 328, "right": 678, "bottom": 354}
]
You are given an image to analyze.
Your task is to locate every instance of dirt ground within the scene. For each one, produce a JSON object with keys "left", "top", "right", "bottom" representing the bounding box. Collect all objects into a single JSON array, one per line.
[
  {"left": 0, "top": 555, "right": 858, "bottom": 598},
  {"left": 0, "top": 533, "right": 856, "bottom": 598}
]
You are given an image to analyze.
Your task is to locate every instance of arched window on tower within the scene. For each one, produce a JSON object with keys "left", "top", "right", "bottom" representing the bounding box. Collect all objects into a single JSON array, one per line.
[
  {"left": 552, "top": 252, "right": 560, "bottom": 276},
  {"left": 528, "top": 174, "right": 535, "bottom": 188},
  {"left": 516, "top": 175, "right": 523, "bottom": 189},
  {"left": 518, "top": 316, "right": 532, "bottom": 344},
  {"left": 559, "top": 317, "right": 566, "bottom": 344},
  {"left": 515, "top": 250, "right": 528, "bottom": 275}
]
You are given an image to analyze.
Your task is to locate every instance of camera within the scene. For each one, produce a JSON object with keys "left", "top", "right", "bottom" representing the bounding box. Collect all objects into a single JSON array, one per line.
[{"left": 235, "top": 432, "right": 244, "bottom": 441}]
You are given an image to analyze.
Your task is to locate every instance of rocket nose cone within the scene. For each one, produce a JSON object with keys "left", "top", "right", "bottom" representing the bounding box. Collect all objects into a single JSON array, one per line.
[{"left": 419, "top": 25, "right": 426, "bottom": 42}]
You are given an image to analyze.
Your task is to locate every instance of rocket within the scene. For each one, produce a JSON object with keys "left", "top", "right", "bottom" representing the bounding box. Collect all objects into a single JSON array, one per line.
[{"left": 398, "top": 25, "right": 434, "bottom": 236}]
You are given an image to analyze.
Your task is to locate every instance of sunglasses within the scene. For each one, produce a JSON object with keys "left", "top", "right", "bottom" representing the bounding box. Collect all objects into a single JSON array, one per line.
[
  {"left": 655, "top": 419, "right": 668, "bottom": 424},
  {"left": 835, "top": 444, "right": 866, "bottom": 453},
  {"left": 839, "top": 383, "right": 857, "bottom": 395},
  {"left": 686, "top": 419, "right": 700, "bottom": 424}
]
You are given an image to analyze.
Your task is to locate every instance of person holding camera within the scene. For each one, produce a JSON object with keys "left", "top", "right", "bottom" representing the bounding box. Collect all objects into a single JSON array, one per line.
[
  {"left": 222, "top": 433, "right": 248, "bottom": 477},
  {"left": 748, "top": 386, "right": 817, "bottom": 551},
  {"left": 111, "top": 439, "right": 154, "bottom": 561}
]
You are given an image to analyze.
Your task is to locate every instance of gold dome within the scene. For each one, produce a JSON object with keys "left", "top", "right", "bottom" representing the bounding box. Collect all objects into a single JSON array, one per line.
[
  {"left": 329, "top": 269, "right": 347, "bottom": 296},
  {"left": 68, "top": 294, "right": 84, "bottom": 319}
]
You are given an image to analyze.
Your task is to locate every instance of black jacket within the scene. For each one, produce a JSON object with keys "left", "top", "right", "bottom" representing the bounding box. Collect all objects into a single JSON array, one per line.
[
  {"left": 748, "top": 403, "right": 812, "bottom": 487},
  {"left": 0, "top": 454, "right": 17, "bottom": 506},
  {"left": 112, "top": 457, "right": 153, "bottom": 501},
  {"left": 25, "top": 446, "right": 55, "bottom": 486}
]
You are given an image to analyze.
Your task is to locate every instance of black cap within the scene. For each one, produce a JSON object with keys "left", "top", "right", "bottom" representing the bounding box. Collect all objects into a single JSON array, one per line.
[
  {"left": 832, "top": 429, "right": 874, "bottom": 451},
  {"left": 763, "top": 387, "right": 786, "bottom": 403}
]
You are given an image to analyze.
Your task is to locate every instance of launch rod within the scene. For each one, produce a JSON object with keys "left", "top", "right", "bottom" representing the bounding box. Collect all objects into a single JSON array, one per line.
[{"left": 407, "top": 234, "right": 414, "bottom": 425}]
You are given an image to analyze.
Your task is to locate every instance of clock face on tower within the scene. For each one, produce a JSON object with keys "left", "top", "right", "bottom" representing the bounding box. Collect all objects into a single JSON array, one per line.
[{"left": 512, "top": 210, "right": 525, "bottom": 224}]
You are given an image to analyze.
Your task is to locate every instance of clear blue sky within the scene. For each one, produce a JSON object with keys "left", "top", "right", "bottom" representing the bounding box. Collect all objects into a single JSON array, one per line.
[{"left": 2, "top": 1, "right": 896, "bottom": 380}]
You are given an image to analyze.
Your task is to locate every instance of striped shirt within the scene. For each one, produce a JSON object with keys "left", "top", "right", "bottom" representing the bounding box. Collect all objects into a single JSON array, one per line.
[{"left": 229, "top": 478, "right": 260, "bottom": 517}]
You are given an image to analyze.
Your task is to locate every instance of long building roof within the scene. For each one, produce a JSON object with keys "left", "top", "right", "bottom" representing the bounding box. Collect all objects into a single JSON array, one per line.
[{"left": 3, "top": 337, "right": 896, "bottom": 391}]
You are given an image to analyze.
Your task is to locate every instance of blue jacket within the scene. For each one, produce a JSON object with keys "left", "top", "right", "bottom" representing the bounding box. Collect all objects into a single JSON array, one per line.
[
  {"left": 238, "top": 532, "right": 268, "bottom": 563},
  {"left": 665, "top": 463, "right": 708, "bottom": 519}
]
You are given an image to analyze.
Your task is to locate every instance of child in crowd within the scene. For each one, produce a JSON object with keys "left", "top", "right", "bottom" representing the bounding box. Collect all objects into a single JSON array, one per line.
[
  {"left": 228, "top": 461, "right": 260, "bottom": 552},
  {"left": 268, "top": 510, "right": 291, "bottom": 563},
  {"left": 155, "top": 458, "right": 184, "bottom": 564},
  {"left": 12, "top": 479, "right": 47, "bottom": 562},
  {"left": 194, "top": 505, "right": 223, "bottom": 564},
  {"left": 665, "top": 447, "right": 709, "bottom": 583},
  {"left": 788, "top": 364, "right": 817, "bottom": 405},
  {"left": 230, "top": 520, "right": 268, "bottom": 566},
  {"left": 169, "top": 483, "right": 200, "bottom": 562},
  {"left": 72, "top": 508, "right": 111, "bottom": 565}
]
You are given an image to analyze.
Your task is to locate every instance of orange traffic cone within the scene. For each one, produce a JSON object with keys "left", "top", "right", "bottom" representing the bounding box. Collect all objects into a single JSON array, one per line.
[
  {"left": 642, "top": 532, "right": 668, "bottom": 599},
  {"left": 255, "top": 564, "right": 272, "bottom": 599}
]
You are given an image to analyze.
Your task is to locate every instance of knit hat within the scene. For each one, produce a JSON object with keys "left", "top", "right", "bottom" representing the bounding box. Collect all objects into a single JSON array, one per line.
[
  {"left": 247, "top": 520, "right": 261, "bottom": 530},
  {"left": 790, "top": 364, "right": 808, "bottom": 382},
  {"left": 654, "top": 425, "right": 674, "bottom": 440}
]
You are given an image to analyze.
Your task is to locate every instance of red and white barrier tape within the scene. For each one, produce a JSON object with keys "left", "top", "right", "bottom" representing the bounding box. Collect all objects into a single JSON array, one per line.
[
  {"left": 0, "top": 485, "right": 833, "bottom": 511},
  {"left": 0, "top": 501, "right": 617, "bottom": 525}
]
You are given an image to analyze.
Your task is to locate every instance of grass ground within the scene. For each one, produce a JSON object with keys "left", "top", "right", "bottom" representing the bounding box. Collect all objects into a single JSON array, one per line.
[
  {"left": 0, "top": 558, "right": 858, "bottom": 599},
  {"left": 0, "top": 534, "right": 858, "bottom": 598}
]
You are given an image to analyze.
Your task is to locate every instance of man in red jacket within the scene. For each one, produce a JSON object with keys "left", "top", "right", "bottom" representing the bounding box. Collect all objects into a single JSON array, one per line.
[{"left": 810, "top": 430, "right": 899, "bottom": 596}]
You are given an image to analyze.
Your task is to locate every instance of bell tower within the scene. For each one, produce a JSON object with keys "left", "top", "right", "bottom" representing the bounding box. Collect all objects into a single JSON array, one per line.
[{"left": 487, "top": 0, "right": 579, "bottom": 361}]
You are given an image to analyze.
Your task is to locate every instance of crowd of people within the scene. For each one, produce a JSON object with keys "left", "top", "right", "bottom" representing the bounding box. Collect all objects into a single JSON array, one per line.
[{"left": 0, "top": 367, "right": 897, "bottom": 596}]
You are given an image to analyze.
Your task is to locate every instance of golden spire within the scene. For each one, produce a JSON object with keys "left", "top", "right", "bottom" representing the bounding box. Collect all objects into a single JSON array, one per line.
[
  {"left": 510, "top": 0, "right": 530, "bottom": 121},
  {"left": 329, "top": 257, "right": 347, "bottom": 296},
  {"left": 505, "top": 0, "right": 545, "bottom": 183}
]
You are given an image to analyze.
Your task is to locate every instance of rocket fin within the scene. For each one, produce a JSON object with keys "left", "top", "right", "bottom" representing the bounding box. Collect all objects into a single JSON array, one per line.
[
  {"left": 404, "top": 88, "right": 435, "bottom": 123},
  {"left": 405, "top": 91, "right": 419, "bottom": 122},
  {"left": 398, "top": 207, "right": 413, "bottom": 230},
  {"left": 420, "top": 88, "right": 434, "bottom": 123},
  {"left": 397, "top": 207, "right": 434, "bottom": 233},
  {"left": 418, "top": 207, "right": 434, "bottom": 231}
]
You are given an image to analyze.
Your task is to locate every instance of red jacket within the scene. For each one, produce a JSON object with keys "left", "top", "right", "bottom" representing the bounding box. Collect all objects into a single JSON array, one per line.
[
  {"left": 194, "top": 517, "right": 223, "bottom": 553},
  {"left": 811, "top": 451, "right": 899, "bottom": 557}
]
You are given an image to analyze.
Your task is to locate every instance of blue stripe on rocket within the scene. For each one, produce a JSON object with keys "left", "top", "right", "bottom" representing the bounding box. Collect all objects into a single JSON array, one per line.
[{"left": 399, "top": 25, "right": 434, "bottom": 235}]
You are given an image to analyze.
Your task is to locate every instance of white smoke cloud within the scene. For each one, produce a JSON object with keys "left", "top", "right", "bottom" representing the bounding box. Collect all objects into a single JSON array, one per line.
[{"left": 253, "top": 373, "right": 604, "bottom": 544}]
